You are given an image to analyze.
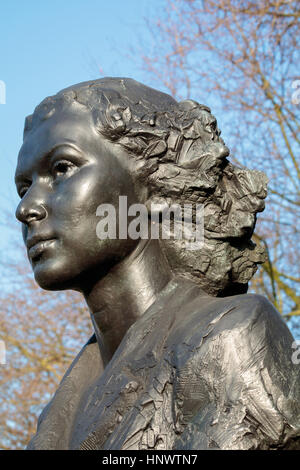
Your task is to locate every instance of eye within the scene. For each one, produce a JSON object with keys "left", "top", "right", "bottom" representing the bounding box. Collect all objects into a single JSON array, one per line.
[
  {"left": 206, "top": 120, "right": 217, "bottom": 133},
  {"left": 51, "top": 159, "right": 76, "bottom": 178},
  {"left": 18, "top": 184, "right": 30, "bottom": 198}
]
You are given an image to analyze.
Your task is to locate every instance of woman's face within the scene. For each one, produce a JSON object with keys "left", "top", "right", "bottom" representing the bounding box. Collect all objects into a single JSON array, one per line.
[{"left": 15, "top": 101, "right": 140, "bottom": 291}]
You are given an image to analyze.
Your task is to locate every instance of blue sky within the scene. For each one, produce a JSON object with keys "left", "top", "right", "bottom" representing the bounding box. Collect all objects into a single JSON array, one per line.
[{"left": 0, "top": 0, "right": 164, "bottom": 252}]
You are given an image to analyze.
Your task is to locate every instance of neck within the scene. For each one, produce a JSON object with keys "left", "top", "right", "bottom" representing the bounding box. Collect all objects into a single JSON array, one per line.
[{"left": 82, "top": 239, "right": 173, "bottom": 365}]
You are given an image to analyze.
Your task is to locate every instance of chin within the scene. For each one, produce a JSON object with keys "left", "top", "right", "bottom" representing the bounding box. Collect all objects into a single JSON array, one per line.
[
  {"left": 34, "top": 271, "right": 72, "bottom": 291},
  {"left": 32, "top": 258, "right": 80, "bottom": 291}
]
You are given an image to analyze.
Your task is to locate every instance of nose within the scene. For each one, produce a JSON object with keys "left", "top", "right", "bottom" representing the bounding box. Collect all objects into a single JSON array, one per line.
[
  {"left": 215, "top": 142, "right": 229, "bottom": 160},
  {"left": 15, "top": 188, "right": 48, "bottom": 225}
]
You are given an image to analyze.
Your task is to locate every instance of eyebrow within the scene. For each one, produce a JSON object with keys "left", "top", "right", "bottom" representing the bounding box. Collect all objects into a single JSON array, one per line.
[{"left": 15, "top": 143, "right": 84, "bottom": 184}]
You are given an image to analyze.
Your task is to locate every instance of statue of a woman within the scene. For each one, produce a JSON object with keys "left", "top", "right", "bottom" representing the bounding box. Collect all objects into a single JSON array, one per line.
[{"left": 15, "top": 78, "right": 300, "bottom": 450}]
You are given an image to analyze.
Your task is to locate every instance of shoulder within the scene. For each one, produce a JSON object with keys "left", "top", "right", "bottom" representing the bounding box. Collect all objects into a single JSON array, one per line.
[
  {"left": 175, "top": 291, "right": 294, "bottom": 358},
  {"left": 36, "top": 335, "right": 101, "bottom": 430},
  {"left": 203, "top": 292, "right": 288, "bottom": 333},
  {"left": 55, "top": 334, "right": 100, "bottom": 384},
  {"left": 192, "top": 292, "right": 295, "bottom": 370},
  {"left": 219, "top": 293, "right": 291, "bottom": 339},
  {"left": 171, "top": 287, "right": 293, "bottom": 351},
  {"left": 173, "top": 291, "right": 297, "bottom": 404}
]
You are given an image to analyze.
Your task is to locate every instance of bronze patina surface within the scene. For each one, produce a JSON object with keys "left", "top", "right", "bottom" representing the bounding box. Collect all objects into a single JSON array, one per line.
[{"left": 15, "top": 78, "right": 300, "bottom": 449}]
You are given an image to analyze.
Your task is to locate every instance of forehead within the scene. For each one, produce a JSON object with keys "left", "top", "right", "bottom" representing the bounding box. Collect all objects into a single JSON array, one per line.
[{"left": 16, "top": 102, "right": 100, "bottom": 173}]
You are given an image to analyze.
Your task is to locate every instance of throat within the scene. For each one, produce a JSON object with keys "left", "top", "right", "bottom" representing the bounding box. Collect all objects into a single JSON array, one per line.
[{"left": 83, "top": 239, "right": 173, "bottom": 363}]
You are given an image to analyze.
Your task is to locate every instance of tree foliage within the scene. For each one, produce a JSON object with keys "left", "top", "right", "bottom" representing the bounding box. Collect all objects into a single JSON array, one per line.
[
  {"left": 1, "top": 0, "right": 299, "bottom": 449},
  {"left": 0, "top": 240, "right": 92, "bottom": 449}
]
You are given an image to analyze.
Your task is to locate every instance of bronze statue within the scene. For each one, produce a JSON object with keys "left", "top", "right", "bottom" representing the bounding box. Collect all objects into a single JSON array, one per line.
[{"left": 15, "top": 78, "right": 300, "bottom": 450}]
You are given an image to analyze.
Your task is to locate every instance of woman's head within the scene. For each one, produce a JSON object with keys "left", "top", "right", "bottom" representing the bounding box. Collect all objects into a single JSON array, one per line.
[{"left": 17, "top": 77, "right": 267, "bottom": 295}]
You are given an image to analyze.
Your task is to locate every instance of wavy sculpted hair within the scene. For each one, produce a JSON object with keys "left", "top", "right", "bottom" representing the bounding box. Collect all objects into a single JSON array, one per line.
[{"left": 24, "top": 78, "right": 268, "bottom": 296}]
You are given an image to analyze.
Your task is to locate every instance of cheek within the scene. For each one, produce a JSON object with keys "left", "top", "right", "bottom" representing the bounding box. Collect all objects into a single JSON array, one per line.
[
  {"left": 55, "top": 164, "right": 125, "bottom": 211},
  {"left": 51, "top": 174, "right": 101, "bottom": 226},
  {"left": 49, "top": 161, "right": 138, "bottom": 246}
]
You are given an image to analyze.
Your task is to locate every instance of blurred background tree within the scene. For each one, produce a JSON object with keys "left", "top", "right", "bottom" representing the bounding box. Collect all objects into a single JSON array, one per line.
[
  {"left": 0, "top": 229, "right": 92, "bottom": 449},
  {"left": 0, "top": 0, "right": 299, "bottom": 450},
  {"left": 138, "top": 0, "right": 300, "bottom": 324}
]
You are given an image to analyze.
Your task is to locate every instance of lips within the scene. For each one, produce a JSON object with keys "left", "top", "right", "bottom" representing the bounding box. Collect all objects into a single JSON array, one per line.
[{"left": 26, "top": 236, "right": 56, "bottom": 261}]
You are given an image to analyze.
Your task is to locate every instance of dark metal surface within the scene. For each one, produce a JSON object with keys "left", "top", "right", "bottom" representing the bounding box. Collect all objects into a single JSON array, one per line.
[{"left": 15, "top": 78, "right": 300, "bottom": 449}]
